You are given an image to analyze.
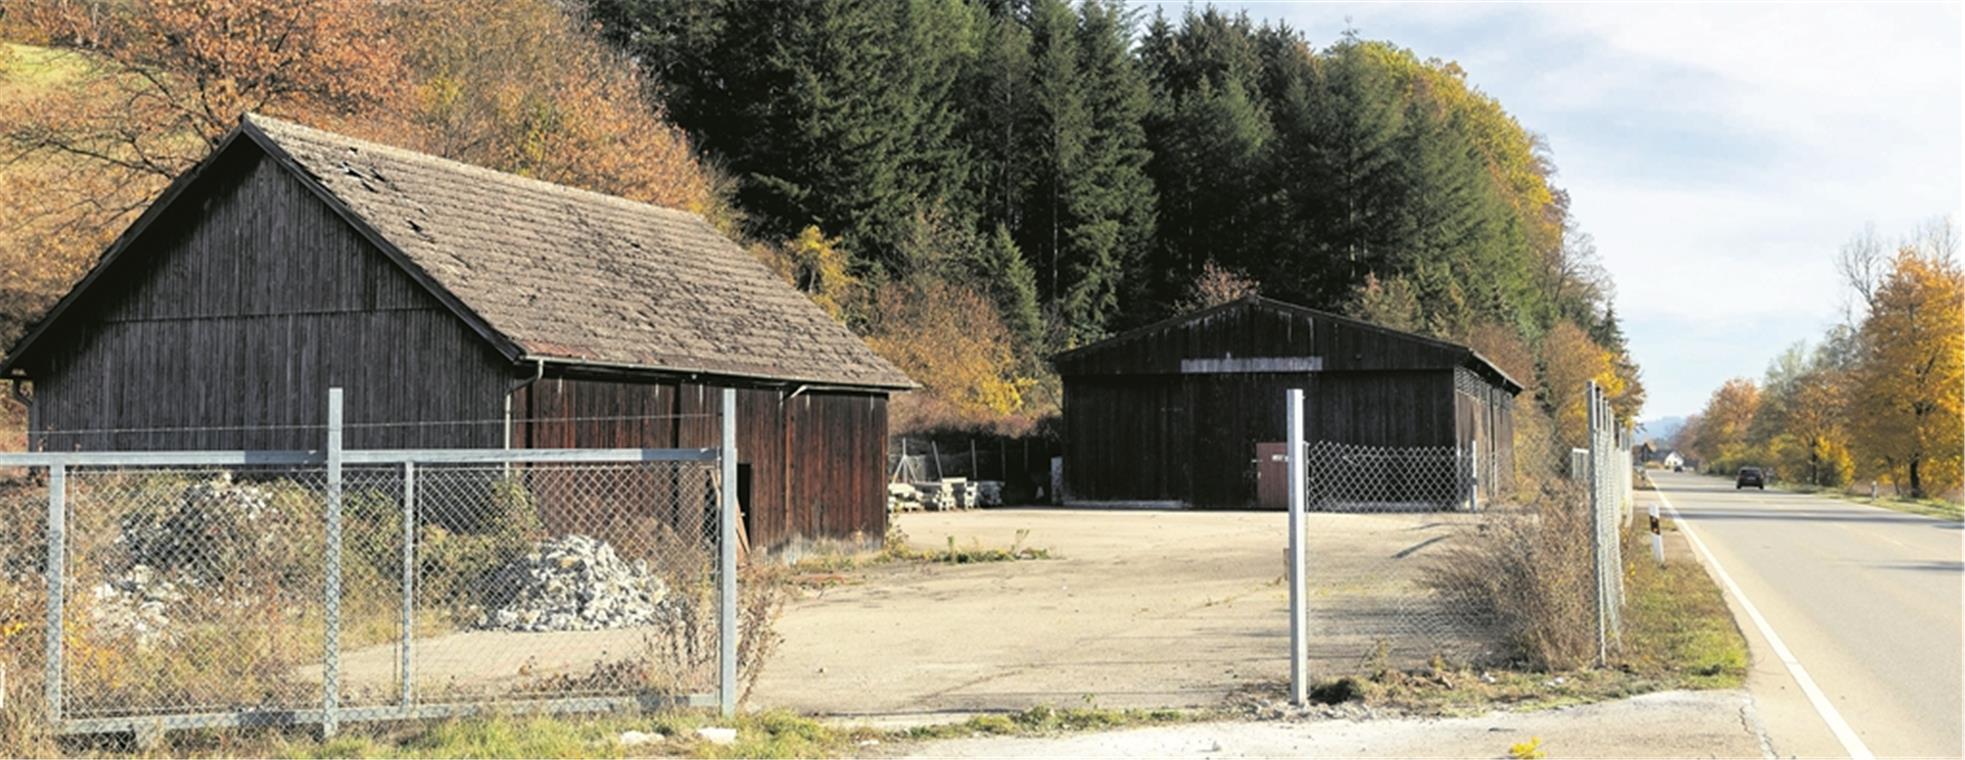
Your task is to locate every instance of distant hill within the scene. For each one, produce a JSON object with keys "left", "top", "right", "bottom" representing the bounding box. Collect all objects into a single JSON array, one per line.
[{"left": 1637, "top": 416, "right": 1686, "bottom": 446}]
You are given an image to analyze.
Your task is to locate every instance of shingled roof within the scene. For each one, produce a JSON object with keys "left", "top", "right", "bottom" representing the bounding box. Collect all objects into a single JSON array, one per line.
[
  {"left": 5, "top": 114, "right": 914, "bottom": 390},
  {"left": 257, "top": 115, "right": 914, "bottom": 389}
]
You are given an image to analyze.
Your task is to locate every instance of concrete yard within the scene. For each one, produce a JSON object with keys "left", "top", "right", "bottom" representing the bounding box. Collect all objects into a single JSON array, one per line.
[
  {"left": 751, "top": 507, "right": 1488, "bottom": 717},
  {"left": 316, "top": 507, "right": 1484, "bottom": 716}
]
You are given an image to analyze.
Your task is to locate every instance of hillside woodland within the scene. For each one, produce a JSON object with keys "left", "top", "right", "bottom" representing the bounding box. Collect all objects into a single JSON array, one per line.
[{"left": 0, "top": 0, "right": 1642, "bottom": 448}]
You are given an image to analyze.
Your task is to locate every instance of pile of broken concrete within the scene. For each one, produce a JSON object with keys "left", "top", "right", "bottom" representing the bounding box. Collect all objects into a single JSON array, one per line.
[{"left": 478, "top": 534, "right": 670, "bottom": 632}]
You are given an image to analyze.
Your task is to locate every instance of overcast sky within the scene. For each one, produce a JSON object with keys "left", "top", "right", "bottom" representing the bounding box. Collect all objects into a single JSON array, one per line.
[{"left": 1192, "top": 1, "right": 1963, "bottom": 419}]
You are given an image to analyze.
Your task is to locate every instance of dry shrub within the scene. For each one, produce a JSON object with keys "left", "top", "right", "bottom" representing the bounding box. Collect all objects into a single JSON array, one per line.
[
  {"left": 541, "top": 561, "right": 788, "bottom": 705},
  {"left": 0, "top": 478, "right": 53, "bottom": 756},
  {"left": 1424, "top": 480, "right": 1597, "bottom": 671},
  {"left": 643, "top": 561, "right": 787, "bottom": 703}
]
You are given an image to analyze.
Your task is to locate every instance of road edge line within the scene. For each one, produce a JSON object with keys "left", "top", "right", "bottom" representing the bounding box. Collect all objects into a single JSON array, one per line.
[{"left": 1653, "top": 487, "right": 1875, "bottom": 760}]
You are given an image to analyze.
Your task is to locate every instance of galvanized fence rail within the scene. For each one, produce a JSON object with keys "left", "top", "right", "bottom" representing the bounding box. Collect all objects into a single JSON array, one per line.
[{"left": 0, "top": 388, "right": 740, "bottom": 740}]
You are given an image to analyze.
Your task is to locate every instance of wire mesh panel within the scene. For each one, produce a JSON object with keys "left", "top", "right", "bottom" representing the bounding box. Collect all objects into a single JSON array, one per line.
[
  {"left": 1292, "top": 392, "right": 1622, "bottom": 680},
  {"left": 1587, "top": 390, "right": 1627, "bottom": 651},
  {"left": 1299, "top": 441, "right": 1495, "bottom": 673},
  {"left": 399, "top": 461, "right": 721, "bottom": 705},
  {"left": 60, "top": 466, "right": 332, "bottom": 720},
  {"left": 32, "top": 455, "right": 722, "bottom": 732}
]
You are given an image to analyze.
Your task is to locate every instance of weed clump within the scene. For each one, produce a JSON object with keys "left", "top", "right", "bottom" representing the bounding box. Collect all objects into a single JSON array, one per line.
[{"left": 1422, "top": 481, "right": 1598, "bottom": 671}]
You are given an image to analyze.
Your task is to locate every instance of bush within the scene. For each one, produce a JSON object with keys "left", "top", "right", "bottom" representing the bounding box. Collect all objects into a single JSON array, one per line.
[
  {"left": 1424, "top": 481, "right": 1598, "bottom": 670},
  {"left": 0, "top": 479, "right": 52, "bottom": 756},
  {"left": 411, "top": 475, "right": 544, "bottom": 624}
]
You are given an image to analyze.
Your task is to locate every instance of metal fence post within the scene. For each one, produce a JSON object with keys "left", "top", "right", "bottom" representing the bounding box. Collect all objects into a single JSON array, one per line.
[
  {"left": 718, "top": 387, "right": 738, "bottom": 717},
  {"left": 1469, "top": 439, "right": 1481, "bottom": 513},
  {"left": 323, "top": 388, "right": 343, "bottom": 737},
  {"left": 1286, "top": 389, "right": 1307, "bottom": 707},
  {"left": 44, "top": 463, "right": 64, "bottom": 728},
  {"left": 1586, "top": 381, "right": 1606, "bottom": 666},
  {"left": 400, "top": 461, "right": 416, "bottom": 711}
]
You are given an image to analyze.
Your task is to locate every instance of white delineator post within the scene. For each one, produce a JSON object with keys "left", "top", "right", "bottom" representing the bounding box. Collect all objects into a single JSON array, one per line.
[
  {"left": 1286, "top": 388, "right": 1307, "bottom": 706},
  {"left": 1650, "top": 499, "right": 1664, "bottom": 566}
]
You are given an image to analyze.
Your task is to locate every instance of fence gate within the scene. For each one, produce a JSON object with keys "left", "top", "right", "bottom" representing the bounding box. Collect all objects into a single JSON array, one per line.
[{"left": 1, "top": 388, "right": 741, "bottom": 739}]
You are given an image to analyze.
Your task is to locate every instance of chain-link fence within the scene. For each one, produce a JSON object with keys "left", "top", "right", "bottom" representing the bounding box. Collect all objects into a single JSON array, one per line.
[
  {"left": 0, "top": 388, "right": 740, "bottom": 741},
  {"left": 888, "top": 435, "right": 1057, "bottom": 506},
  {"left": 1584, "top": 380, "right": 1632, "bottom": 659},
  {"left": 1297, "top": 440, "right": 1492, "bottom": 674},
  {"left": 1288, "top": 381, "right": 1638, "bottom": 692}
]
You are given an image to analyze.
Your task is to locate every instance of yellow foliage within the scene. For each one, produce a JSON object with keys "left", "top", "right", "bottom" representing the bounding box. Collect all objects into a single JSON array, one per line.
[
  {"left": 1461, "top": 321, "right": 1537, "bottom": 390},
  {"left": 392, "top": 0, "right": 719, "bottom": 217},
  {"left": 766, "top": 227, "right": 857, "bottom": 322},
  {"left": 1538, "top": 320, "right": 1617, "bottom": 449},
  {"left": 1178, "top": 260, "right": 1259, "bottom": 312},
  {"left": 1691, "top": 378, "right": 1760, "bottom": 470},
  {"left": 1852, "top": 247, "right": 1964, "bottom": 497},
  {"left": 866, "top": 277, "right": 1032, "bottom": 422}
]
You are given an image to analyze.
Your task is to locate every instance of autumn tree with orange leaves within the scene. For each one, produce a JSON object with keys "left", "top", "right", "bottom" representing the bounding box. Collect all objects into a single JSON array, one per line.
[
  {"left": 1688, "top": 378, "right": 1761, "bottom": 471},
  {"left": 1693, "top": 219, "right": 1962, "bottom": 501},
  {"left": 1850, "top": 245, "right": 1963, "bottom": 497},
  {"left": 0, "top": 0, "right": 720, "bottom": 349}
]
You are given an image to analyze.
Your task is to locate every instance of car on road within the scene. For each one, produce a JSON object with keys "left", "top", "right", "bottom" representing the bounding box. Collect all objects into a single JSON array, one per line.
[{"left": 1736, "top": 466, "right": 1765, "bottom": 490}]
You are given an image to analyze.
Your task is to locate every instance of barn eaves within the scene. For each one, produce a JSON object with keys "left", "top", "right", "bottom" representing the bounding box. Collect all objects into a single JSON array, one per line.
[{"left": 4, "top": 114, "right": 916, "bottom": 392}]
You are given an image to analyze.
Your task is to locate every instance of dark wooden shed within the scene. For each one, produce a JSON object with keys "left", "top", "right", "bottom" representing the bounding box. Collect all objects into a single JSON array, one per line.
[
  {"left": 1053, "top": 296, "right": 1520, "bottom": 508},
  {"left": 1, "top": 114, "right": 914, "bottom": 553}
]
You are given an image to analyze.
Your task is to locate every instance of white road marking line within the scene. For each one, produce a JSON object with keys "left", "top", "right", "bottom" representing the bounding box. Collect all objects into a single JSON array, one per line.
[{"left": 1654, "top": 487, "right": 1876, "bottom": 760}]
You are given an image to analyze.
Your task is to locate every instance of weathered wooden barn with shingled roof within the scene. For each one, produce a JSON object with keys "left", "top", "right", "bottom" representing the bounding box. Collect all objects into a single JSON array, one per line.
[
  {"left": 1053, "top": 295, "right": 1520, "bottom": 508},
  {"left": 2, "top": 114, "right": 914, "bottom": 552}
]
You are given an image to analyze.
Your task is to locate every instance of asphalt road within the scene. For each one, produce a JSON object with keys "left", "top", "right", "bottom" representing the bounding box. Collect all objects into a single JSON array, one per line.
[{"left": 1648, "top": 471, "right": 1962, "bottom": 759}]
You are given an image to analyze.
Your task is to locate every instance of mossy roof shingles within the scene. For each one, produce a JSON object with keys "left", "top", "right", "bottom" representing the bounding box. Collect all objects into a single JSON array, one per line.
[{"left": 245, "top": 114, "right": 912, "bottom": 390}]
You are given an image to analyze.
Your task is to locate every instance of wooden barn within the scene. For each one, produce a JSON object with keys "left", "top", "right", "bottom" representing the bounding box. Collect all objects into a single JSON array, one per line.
[
  {"left": 1053, "top": 296, "right": 1520, "bottom": 508},
  {"left": 1, "top": 114, "right": 914, "bottom": 552}
]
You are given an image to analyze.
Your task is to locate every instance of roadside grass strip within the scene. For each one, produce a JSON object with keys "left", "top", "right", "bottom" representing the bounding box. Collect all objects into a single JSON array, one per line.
[
  {"left": 39, "top": 705, "right": 1196, "bottom": 758},
  {"left": 1786, "top": 484, "right": 1963, "bottom": 522}
]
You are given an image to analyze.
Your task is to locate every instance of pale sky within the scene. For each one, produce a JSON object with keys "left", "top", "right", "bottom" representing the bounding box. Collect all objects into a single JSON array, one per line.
[{"left": 1195, "top": 1, "right": 1964, "bottom": 419}]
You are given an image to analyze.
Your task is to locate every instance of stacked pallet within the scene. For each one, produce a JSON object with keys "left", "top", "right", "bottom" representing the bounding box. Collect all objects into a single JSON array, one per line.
[
  {"left": 886, "top": 478, "right": 1006, "bottom": 512},
  {"left": 887, "top": 482, "right": 926, "bottom": 512}
]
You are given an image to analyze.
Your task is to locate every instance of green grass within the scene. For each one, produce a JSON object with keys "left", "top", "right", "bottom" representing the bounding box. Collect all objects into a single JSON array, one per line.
[
  {"left": 788, "top": 527, "right": 1051, "bottom": 578},
  {"left": 114, "top": 704, "right": 1193, "bottom": 758},
  {"left": 1617, "top": 516, "right": 1749, "bottom": 689},
  {"left": 0, "top": 43, "right": 94, "bottom": 96},
  {"left": 167, "top": 709, "right": 883, "bottom": 759},
  {"left": 1783, "top": 483, "right": 1963, "bottom": 521},
  {"left": 897, "top": 705, "right": 1192, "bottom": 741}
]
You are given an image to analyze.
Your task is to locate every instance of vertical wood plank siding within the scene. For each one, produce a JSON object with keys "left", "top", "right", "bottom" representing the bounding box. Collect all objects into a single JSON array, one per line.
[
  {"left": 1058, "top": 299, "right": 1516, "bottom": 507},
  {"left": 25, "top": 147, "right": 509, "bottom": 451},
  {"left": 516, "top": 378, "right": 887, "bottom": 552},
  {"left": 19, "top": 140, "right": 894, "bottom": 555}
]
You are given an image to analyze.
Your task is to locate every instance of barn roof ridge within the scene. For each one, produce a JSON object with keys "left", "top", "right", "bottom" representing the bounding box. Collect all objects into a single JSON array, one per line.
[
  {"left": 1053, "top": 294, "right": 1523, "bottom": 392},
  {"left": 5, "top": 114, "right": 916, "bottom": 391}
]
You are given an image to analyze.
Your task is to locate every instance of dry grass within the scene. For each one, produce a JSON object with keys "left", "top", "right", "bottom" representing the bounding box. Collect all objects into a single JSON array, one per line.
[
  {"left": 1422, "top": 482, "right": 1598, "bottom": 671},
  {"left": 786, "top": 525, "right": 1051, "bottom": 579},
  {"left": 1336, "top": 505, "right": 1747, "bottom": 717}
]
